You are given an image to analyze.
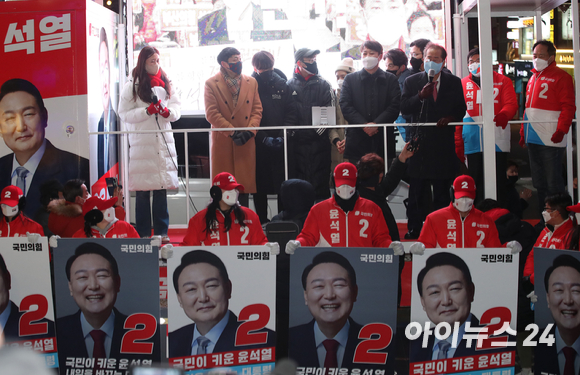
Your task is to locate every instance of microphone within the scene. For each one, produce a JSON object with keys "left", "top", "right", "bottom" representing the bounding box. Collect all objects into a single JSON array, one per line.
[
  {"left": 151, "top": 88, "right": 158, "bottom": 104},
  {"left": 428, "top": 69, "right": 435, "bottom": 83}
]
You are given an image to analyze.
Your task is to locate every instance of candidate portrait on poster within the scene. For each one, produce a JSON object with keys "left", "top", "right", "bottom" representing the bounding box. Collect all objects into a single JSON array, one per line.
[
  {"left": 53, "top": 239, "right": 160, "bottom": 375},
  {"left": 288, "top": 248, "right": 398, "bottom": 372},
  {"left": 167, "top": 246, "right": 276, "bottom": 373}
]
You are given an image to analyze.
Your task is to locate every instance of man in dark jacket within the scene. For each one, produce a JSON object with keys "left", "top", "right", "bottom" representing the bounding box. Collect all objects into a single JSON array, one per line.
[
  {"left": 400, "top": 42, "right": 466, "bottom": 239},
  {"left": 251, "top": 51, "right": 298, "bottom": 224},
  {"left": 339, "top": 41, "right": 401, "bottom": 165},
  {"left": 287, "top": 48, "right": 335, "bottom": 201}
]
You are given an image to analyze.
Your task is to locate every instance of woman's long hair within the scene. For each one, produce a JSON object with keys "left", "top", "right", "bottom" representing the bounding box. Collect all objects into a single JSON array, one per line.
[
  {"left": 204, "top": 186, "right": 246, "bottom": 236},
  {"left": 131, "top": 46, "right": 172, "bottom": 103},
  {"left": 83, "top": 210, "right": 103, "bottom": 238}
]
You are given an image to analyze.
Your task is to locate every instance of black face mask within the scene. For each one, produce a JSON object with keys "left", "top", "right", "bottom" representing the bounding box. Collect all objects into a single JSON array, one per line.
[
  {"left": 386, "top": 69, "right": 399, "bottom": 76},
  {"left": 302, "top": 61, "right": 318, "bottom": 75},
  {"left": 507, "top": 175, "right": 519, "bottom": 186},
  {"left": 258, "top": 70, "right": 273, "bottom": 81},
  {"left": 410, "top": 57, "right": 423, "bottom": 71},
  {"left": 228, "top": 61, "right": 242, "bottom": 75}
]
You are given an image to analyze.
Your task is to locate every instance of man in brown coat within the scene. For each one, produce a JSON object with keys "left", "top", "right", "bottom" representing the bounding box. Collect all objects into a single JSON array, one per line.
[{"left": 205, "top": 47, "right": 263, "bottom": 206}]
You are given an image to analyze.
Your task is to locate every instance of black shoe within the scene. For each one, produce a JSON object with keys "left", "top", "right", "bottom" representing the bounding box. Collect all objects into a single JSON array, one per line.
[{"left": 404, "top": 230, "right": 420, "bottom": 240}]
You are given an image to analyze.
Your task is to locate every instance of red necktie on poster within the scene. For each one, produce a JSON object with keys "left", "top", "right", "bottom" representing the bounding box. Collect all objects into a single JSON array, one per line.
[
  {"left": 433, "top": 83, "right": 438, "bottom": 101},
  {"left": 563, "top": 346, "right": 576, "bottom": 375},
  {"left": 323, "top": 339, "right": 339, "bottom": 368},
  {"left": 90, "top": 329, "right": 107, "bottom": 359}
]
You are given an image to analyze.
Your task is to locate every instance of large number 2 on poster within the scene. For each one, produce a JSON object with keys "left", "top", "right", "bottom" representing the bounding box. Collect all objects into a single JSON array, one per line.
[
  {"left": 19, "top": 294, "right": 48, "bottom": 336},
  {"left": 478, "top": 306, "right": 511, "bottom": 349},
  {"left": 353, "top": 323, "right": 393, "bottom": 364},
  {"left": 120, "top": 313, "right": 157, "bottom": 354},
  {"left": 235, "top": 304, "right": 270, "bottom": 346}
]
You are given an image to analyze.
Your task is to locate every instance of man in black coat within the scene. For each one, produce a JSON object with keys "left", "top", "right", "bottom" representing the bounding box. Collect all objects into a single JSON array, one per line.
[
  {"left": 0, "top": 78, "right": 89, "bottom": 219},
  {"left": 340, "top": 40, "right": 401, "bottom": 165},
  {"left": 251, "top": 51, "right": 298, "bottom": 224},
  {"left": 287, "top": 48, "right": 335, "bottom": 201},
  {"left": 169, "top": 250, "right": 275, "bottom": 359},
  {"left": 400, "top": 43, "right": 466, "bottom": 239}
]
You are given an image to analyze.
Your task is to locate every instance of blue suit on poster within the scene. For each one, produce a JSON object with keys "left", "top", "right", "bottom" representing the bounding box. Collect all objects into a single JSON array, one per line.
[{"left": 1, "top": 300, "right": 55, "bottom": 342}]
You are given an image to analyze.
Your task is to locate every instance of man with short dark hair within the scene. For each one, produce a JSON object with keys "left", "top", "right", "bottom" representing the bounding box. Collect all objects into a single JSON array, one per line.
[
  {"left": 289, "top": 251, "right": 387, "bottom": 369},
  {"left": 385, "top": 48, "right": 413, "bottom": 140},
  {"left": 0, "top": 78, "right": 90, "bottom": 218},
  {"left": 524, "top": 192, "right": 574, "bottom": 284},
  {"left": 205, "top": 47, "right": 263, "bottom": 207},
  {"left": 169, "top": 250, "right": 275, "bottom": 357},
  {"left": 339, "top": 41, "right": 400, "bottom": 165},
  {"left": 287, "top": 48, "right": 335, "bottom": 201},
  {"left": 520, "top": 40, "right": 575, "bottom": 217},
  {"left": 56, "top": 243, "right": 156, "bottom": 371},
  {"left": 48, "top": 179, "right": 89, "bottom": 237},
  {"left": 408, "top": 38, "right": 431, "bottom": 74},
  {"left": 250, "top": 51, "right": 297, "bottom": 223},
  {"left": 400, "top": 43, "right": 466, "bottom": 239},
  {"left": 457, "top": 48, "right": 518, "bottom": 207},
  {"left": 536, "top": 254, "right": 580, "bottom": 375}
]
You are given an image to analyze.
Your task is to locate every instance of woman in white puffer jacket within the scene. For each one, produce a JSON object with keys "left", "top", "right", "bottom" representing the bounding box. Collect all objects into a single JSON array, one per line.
[{"left": 118, "top": 46, "right": 181, "bottom": 241}]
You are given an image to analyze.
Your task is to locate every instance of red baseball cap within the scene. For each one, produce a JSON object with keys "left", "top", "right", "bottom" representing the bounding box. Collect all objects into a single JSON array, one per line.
[
  {"left": 334, "top": 162, "right": 357, "bottom": 187},
  {"left": 212, "top": 172, "right": 244, "bottom": 192},
  {"left": 82, "top": 196, "right": 118, "bottom": 216},
  {"left": 453, "top": 175, "right": 476, "bottom": 200},
  {"left": 0, "top": 186, "right": 23, "bottom": 207}
]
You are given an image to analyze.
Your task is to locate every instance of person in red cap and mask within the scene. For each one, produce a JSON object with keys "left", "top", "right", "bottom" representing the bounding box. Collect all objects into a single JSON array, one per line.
[
  {"left": 72, "top": 196, "right": 139, "bottom": 239},
  {"left": 286, "top": 162, "right": 402, "bottom": 253},
  {"left": 410, "top": 175, "right": 520, "bottom": 251},
  {"left": 180, "top": 172, "right": 277, "bottom": 251},
  {"left": 0, "top": 185, "right": 43, "bottom": 237}
]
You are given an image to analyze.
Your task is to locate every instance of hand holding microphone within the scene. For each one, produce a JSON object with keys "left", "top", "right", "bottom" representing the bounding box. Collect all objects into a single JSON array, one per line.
[
  {"left": 147, "top": 100, "right": 161, "bottom": 115},
  {"left": 418, "top": 69, "right": 437, "bottom": 100}
]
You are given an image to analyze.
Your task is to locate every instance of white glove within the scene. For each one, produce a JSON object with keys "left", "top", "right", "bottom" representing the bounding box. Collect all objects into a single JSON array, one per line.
[
  {"left": 49, "top": 235, "right": 61, "bottom": 248},
  {"left": 285, "top": 240, "right": 301, "bottom": 254},
  {"left": 506, "top": 240, "right": 522, "bottom": 254},
  {"left": 160, "top": 244, "right": 173, "bottom": 259},
  {"left": 391, "top": 241, "right": 405, "bottom": 256},
  {"left": 27, "top": 232, "right": 40, "bottom": 244},
  {"left": 265, "top": 242, "right": 280, "bottom": 255},
  {"left": 527, "top": 291, "right": 538, "bottom": 303},
  {"left": 150, "top": 235, "right": 162, "bottom": 248},
  {"left": 409, "top": 242, "right": 426, "bottom": 255}
]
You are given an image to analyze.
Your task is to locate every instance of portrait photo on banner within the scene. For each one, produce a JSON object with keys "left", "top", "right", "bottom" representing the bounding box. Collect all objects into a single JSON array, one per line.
[
  {"left": 288, "top": 247, "right": 398, "bottom": 372},
  {"left": 0, "top": 237, "right": 57, "bottom": 368},
  {"left": 52, "top": 238, "right": 161, "bottom": 375},
  {"left": 409, "top": 248, "right": 518, "bottom": 374},
  {"left": 533, "top": 247, "right": 580, "bottom": 375},
  {"left": 167, "top": 246, "right": 276, "bottom": 374}
]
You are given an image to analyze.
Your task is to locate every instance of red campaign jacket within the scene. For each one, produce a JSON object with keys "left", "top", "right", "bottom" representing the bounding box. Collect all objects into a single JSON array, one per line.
[
  {"left": 296, "top": 196, "right": 392, "bottom": 247},
  {"left": 72, "top": 220, "right": 139, "bottom": 239},
  {"left": 0, "top": 214, "right": 44, "bottom": 237},
  {"left": 418, "top": 204, "right": 503, "bottom": 248},
  {"left": 180, "top": 206, "right": 268, "bottom": 246},
  {"left": 524, "top": 219, "right": 574, "bottom": 284}
]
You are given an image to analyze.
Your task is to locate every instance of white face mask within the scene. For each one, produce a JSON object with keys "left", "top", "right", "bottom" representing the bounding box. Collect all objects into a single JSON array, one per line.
[
  {"left": 336, "top": 185, "right": 356, "bottom": 200},
  {"left": 1, "top": 204, "right": 18, "bottom": 218},
  {"left": 103, "top": 207, "right": 116, "bottom": 223},
  {"left": 542, "top": 210, "right": 553, "bottom": 223},
  {"left": 468, "top": 62, "right": 480, "bottom": 77},
  {"left": 337, "top": 79, "right": 344, "bottom": 89},
  {"left": 575, "top": 212, "right": 580, "bottom": 224},
  {"left": 362, "top": 56, "right": 379, "bottom": 70},
  {"left": 453, "top": 197, "right": 474, "bottom": 213},
  {"left": 533, "top": 57, "right": 549, "bottom": 72},
  {"left": 222, "top": 189, "right": 239, "bottom": 206}
]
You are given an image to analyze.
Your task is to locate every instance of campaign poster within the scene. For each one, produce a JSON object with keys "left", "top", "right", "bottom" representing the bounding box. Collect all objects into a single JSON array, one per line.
[
  {"left": 288, "top": 247, "right": 398, "bottom": 374},
  {"left": 0, "top": 237, "right": 57, "bottom": 369},
  {"left": 0, "top": 0, "right": 90, "bottom": 219},
  {"left": 167, "top": 246, "right": 276, "bottom": 375},
  {"left": 86, "top": 2, "right": 120, "bottom": 198},
  {"left": 409, "top": 248, "right": 518, "bottom": 375},
  {"left": 52, "top": 238, "right": 161, "bottom": 375},
  {"left": 534, "top": 248, "right": 580, "bottom": 375}
]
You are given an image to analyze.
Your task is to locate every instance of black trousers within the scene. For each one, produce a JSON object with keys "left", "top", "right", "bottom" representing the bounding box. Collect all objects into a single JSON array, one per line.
[
  {"left": 466, "top": 151, "right": 508, "bottom": 207},
  {"left": 406, "top": 177, "right": 454, "bottom": 233}
]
